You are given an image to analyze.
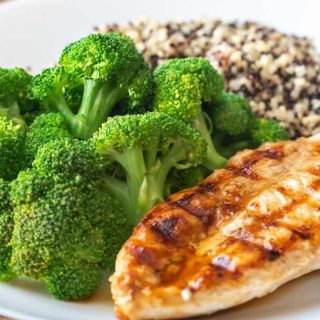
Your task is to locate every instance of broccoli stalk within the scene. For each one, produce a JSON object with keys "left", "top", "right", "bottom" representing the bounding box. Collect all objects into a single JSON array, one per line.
[
  {"left": 93, "top": 112, "right": 206, "bottom": 225},
  {"left": 31, "top": 33, "right": 154, "bottom": 139},
  {"left": 153, "top": 57, "right": 227, "bottom": 171},
  {"left": 194, "top": 111, "right": 227, "bottom": 169}
]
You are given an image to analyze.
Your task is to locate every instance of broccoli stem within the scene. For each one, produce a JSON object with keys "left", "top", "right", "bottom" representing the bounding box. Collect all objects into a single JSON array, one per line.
[
  {"left": 156, "top": 143, "right": 188, "bottom": 190},
  {"left": 102, "top": 148, "right": 147, "bottom": 225},
  {"left": 73, "top": 80, "right": 126, "bottom": 139},
  {"left": 102, "top": 145, "right": 192, "bottom": 224},
  {"left": 137, "top": 172, "right": 162, "bottom": 220},
  {"left": 136, "top": 143, "right": 189, "bottom": 220},
  {"left": 194, "top": 112, "right": 227, "bottom": 171},
  {"left": 52, "top": 81, "right": 126, "bottom": 139},
  {"left": 51, "top": 94, "right": 76, "bottom": 126},
  {"left": 0, "top": 101, "right": 27, "bottom": 129}
]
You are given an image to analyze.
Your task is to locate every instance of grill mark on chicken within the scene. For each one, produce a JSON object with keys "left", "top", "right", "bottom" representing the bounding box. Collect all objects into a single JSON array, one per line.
[
  {"left": 183, "top": 203, "right": 319, "bottom": 292},
  {"left": 111, "top": 137, "right": 320, "bottom": 320},
  {"left": 290, "top": 226, "right": 313, "bottom": 240},
  {"left": 259, "top": 148, "right": 284, "bottom": 160},
  {"left": 174, "top": 196, "right": 216, "bottom": 226},
  {"left": 197, "top": 182, "right": 216, "bottom": 193},
  {"left": 151, "top": 217, "right": 180, "bottom": 242},
  {"left": 127, "top": 244, "right": 160, "bottom": 269},
  {"left": 209, "top": 261, "right": 243, "bottom": 281},
  {"left": 225, "top": 147, "right": 284, "bottom": 179},
  {"left": 226, "top": 159, "right": 261, "bottom": 179},
  {"left": 308, "top": 164, "right": 320, "bottom": 176}
]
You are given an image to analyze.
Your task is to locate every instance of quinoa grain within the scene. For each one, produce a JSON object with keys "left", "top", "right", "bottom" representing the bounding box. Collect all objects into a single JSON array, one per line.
[{"left": 98, "top": 17, "right": 320, "bottom": 137}]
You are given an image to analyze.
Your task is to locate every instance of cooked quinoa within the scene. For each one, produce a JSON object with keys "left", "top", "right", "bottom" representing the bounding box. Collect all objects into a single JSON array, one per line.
[{"left": 98, "top": 17, "right": 320, "bottom": 137}]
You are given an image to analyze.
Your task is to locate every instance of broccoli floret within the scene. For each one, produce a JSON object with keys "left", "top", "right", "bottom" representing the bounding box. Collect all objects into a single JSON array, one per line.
[
  {"left": 209, "top": 91, "right": 253, "bottom": 136},
  {"left": 0, "top": 67, "right": 42, "bottom": 127},
  {"left": 103, "top": 208, "right": 132, "bottom": 272},
  {"left": 31, "top": 33, "right": 154, "bottom": 139},
  {"left": 93, "top": 112, "right": 206, "bottom": 224},
  {"left": 216, "top": 118, "right": 290, "bottom": 157},
  {"left": 251, "top": 118, "right": 290, "bottom": 147},
  {"left": 153, "top": 57, "right": 226, "bottom": 171},
  {"left": 0, "top": 117, "right": 25, "bottom": 180},
  {"left": 216, "top": 136, "right": 251, "bottom": 158},
  {"left": 10, "top": 139, "right": 128, "bottom": 300},
  {"left": 166, "top": 167, "right": 204, "bottom": 194},
  {"left": 0, "top": 179, "right": 15, "bottom": 281},
  {"left": 25, "top": 113, "right": 71, "bottom": 165}
]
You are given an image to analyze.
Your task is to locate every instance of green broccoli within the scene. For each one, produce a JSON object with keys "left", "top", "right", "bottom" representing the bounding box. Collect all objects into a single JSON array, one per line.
[
  {"left": 93, "top": 112, "right": 206, "bottom": 225},
  {"left": 0, "top": 117, "right": 25, "bottom": 181},
  {"left": 0, "top": 67, "right": 41, "bottom": 127},
  {"left": 153, "top": 57, "right": 226, "bottom": 171},
  {"left": 251, "top": 118, "right": 290, "bottom": 147},
  {"left": 31, "top": 33, "right": 154, "bottom": 139},
  {"left": 209, "top": 91, "right": 253, "bottom": 136},
  {"left": 0, "top": 179, "right": 15, "bottom": 281},
  {"left": 216, "top": 118, "right": 289, "bottom": 157},
  {"left": 10, "top": 139, "right": 129, "bottom": 300},
  {"left": 166, "top": 167, "right": 204, "bottom": 194},
  {"left": 25, "top": 113, "right": 71, "bottom": 165}
]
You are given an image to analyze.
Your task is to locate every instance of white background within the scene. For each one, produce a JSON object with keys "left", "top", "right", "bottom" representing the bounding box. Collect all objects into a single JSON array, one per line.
[{"left": 0, "top": 0, "right": 319, "bottom": 73}]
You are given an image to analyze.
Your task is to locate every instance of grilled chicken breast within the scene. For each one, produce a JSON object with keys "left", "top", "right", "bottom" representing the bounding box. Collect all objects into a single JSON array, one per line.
[{"left": 111, "top": 136, "right": 320, "bottom": 320}]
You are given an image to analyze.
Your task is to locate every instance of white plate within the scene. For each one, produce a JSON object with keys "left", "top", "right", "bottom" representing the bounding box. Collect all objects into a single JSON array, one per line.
[{"left": 1, "top": 0, "right": 320, "bottom": 319}]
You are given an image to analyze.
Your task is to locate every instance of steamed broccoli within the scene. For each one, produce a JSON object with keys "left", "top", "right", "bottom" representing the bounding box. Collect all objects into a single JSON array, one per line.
[
  {"left": 25, "top": 113, "right": 71, "bottom": 165},
  {"left": 93, "top": 112, "right": 206, "bottom": 224},
  {"left": 0, "top": 117, "right": 25, "bottom": 180},
  {"left": 209, "top": 91, "right": 253, "bottom": 136},
  {"left": 166, "top": 166, "right": 204, "bottom": 194},
  {"left": 251, "top": 118, "right": 289, "bottom": 147},
  {"left": 31, "top": 33, "right": 154, "bottom": 139},
  {"left": 0, "top": 179, "right": 15, "bottom": 281},
  {"left": 215, "top": 117, "right": 289, "bottom": 158},
  {"left": 153, "top": 57, "right": 226, "bottom": 171},
  {"left": 10, "top": 139, "right": 129, "bottom": 300},
  {"left": 0, "top": 67, "right": 41, "bottom": 127}
]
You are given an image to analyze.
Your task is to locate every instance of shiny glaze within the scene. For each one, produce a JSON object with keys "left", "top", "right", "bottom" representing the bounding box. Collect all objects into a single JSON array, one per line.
[{"left": 111, "top": 136, "right": 320, "bottom": 320}]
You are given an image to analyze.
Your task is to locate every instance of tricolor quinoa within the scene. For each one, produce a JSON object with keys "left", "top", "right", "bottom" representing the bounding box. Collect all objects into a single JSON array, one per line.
[{"left": 98, "top": 17, "right": 320, "bottom": 137}]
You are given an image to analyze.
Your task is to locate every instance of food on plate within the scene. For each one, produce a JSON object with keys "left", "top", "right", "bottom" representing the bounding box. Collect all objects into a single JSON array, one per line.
[
  {"left": 152, "top": 57, "right": 289, "bottom": 167},
  {"left": 250, "top": 118, "right": 290, "bottom": 147},
  {"left": 31, "top": 33, "right": 153, "bottom": 139},
  {"left": 25, "top": 112, "right": 71, "bottom": 165},
  {"left": 0, "top": 179, "right": 15, "bottom": 281},
  {"left": 10, "top": 139, "right": 131, "bottom": 300},
  {"left": 153, "top": 57, "right": 226, "bottom": 170},
  {"left": 166, "top": 166, "right": 205, "bottom": 194},
  {"left": 0, "top": 30, "right": 289, "bottom": 303},
  {"left": 0, "top": 117, "right": 25, "bottom": 181},
  {"left": 210, "top": 91, "right": 253, "bottom": 136},
  {"left": 111, "top": 135, "right": 320, "bottom": 320},
  {"left": 100, "top": 17, "right": 320, "bottom": 137},
  {"left": 93, "top": 112, "right": 206, "bottom": 224},
  {"left": 0, "top": 67, "right": 41, "bottom": 127}
]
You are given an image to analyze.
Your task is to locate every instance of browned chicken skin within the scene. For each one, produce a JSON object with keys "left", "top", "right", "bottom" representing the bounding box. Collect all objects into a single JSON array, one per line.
[{"left": 111, "top": 136, "right": 320, "bottom": 320}]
